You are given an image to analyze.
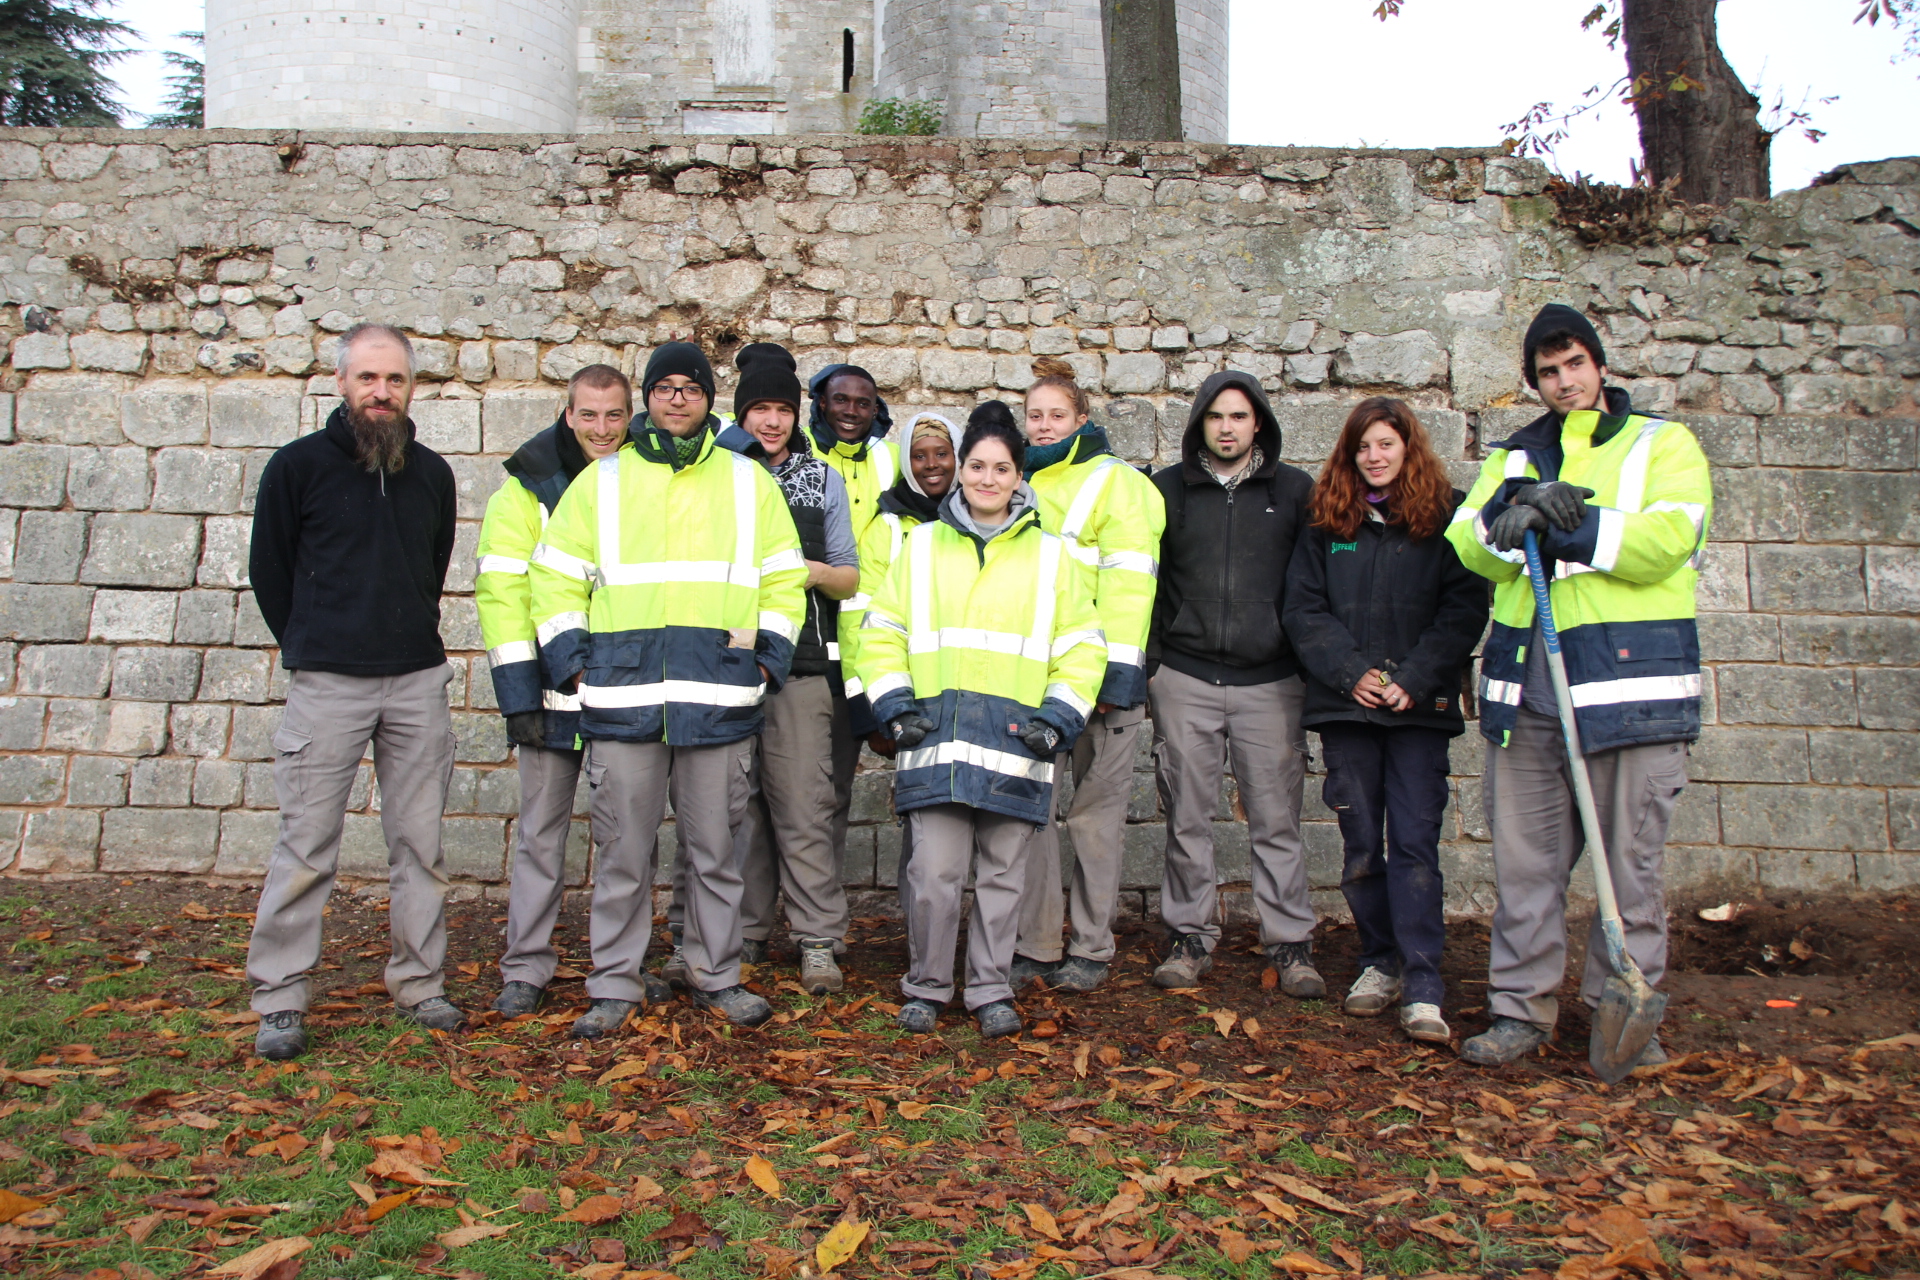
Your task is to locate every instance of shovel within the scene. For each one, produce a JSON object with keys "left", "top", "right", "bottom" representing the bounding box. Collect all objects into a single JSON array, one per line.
[{"left": 1522, "top": 529, "right": 1667, "bottom": 1083}]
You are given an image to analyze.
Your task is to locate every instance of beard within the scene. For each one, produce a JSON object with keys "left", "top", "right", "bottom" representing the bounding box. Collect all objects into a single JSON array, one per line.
[{"left": 348, "top": 402, "right": 410, "bottom": 474}]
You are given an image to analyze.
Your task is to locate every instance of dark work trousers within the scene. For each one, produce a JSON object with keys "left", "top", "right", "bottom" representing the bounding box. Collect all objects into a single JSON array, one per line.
[{"left": 1317, "top": 722, "right": 1452, "bottom": 1007}]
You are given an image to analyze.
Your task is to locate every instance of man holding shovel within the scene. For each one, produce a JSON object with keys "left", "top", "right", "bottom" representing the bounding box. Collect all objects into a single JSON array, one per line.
[{"left": 1446, "top": 305, "right": 1712, "bottom": 1072}]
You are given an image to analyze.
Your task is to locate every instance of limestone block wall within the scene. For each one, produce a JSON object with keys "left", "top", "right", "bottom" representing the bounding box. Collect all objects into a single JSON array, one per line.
[{"left": 0, "top": 128, "right": 1913, "bottom": 917}]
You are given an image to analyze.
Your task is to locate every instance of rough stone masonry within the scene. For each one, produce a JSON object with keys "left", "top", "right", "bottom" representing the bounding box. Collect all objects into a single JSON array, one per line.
[{"left": 0, "top": 129, "right": 1914, "bottom": 921}]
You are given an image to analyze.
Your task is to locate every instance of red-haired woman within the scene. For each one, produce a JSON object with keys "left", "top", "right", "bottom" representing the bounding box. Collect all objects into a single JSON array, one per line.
[{"left": 1282, "top": 398, "right": 1488, "bottom": 1044}]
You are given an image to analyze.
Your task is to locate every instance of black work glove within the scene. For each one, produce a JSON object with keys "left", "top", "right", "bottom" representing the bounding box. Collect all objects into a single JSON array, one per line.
[
  {"left": 889, "top": 714, "right": 935, "bottom": 749},
  {"left": 504, "top": 710, "right": 546, "bottom": 747},
  {"left": 1512, "top": 481, "right": 1596, "bottom": 531},
  {"left": 1487, "top": 503, "right": 1548, "bottom": 554},
  {"left": 1020, "top": 722, "right": 1060, "bottom": 757}
]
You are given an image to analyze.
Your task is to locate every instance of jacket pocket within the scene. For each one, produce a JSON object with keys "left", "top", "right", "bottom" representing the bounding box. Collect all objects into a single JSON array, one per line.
[
  {"left": 1223, "top": 601, "right": 1282, "bottom": 666},
  {"left": 271, "top": 723, "right": 313, "bottom": 820}
]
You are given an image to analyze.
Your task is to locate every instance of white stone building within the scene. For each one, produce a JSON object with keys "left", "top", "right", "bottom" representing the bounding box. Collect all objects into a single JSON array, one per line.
[{"left": 204, "top": 0, "right": 1228, "bottom": 141}]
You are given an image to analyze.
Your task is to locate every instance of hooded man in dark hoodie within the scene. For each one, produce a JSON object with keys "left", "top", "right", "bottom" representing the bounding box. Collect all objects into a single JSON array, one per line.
[
  {"left": 1145, "top": 371, "right": 1325, "bottom": 998},
  {"left": 1447, "top": 305, "right": 1711, "bottom": 1071}
]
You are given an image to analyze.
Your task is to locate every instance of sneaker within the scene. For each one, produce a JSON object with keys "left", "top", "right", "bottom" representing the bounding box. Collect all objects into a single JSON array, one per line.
[
  {"left": 740, "top": 938, "right": 769, "bottom": 966},
  {"left": 974, "top": 1000, "right": 1022, "bottom": 1039},
  {"left": 1344, "top": 966, "right": 1402, "bottom": 1017},
  {"left": 797, "top": 939, "right": 844, "bottom": 996},
  {"left": 572, "top": 998, "right": 638, "bottom": 1040},
  {"left": 1268, "top": 942, "right": 1327, "bottom": 999},
  {"left": 254, "top": 1010, "right": 307, "bottom": 1060},
  {"left": 1458, "top": 1015, "right": 1550, "bottom": 1066},
  {"left": 1009, "top": 955, "right": 1058, "bottom": 987},
  {"left": 1400, "top": 1002, "right": 1451, "bottom": 1043},
  {"left": 1150, "top": 933, "right": 1213, "bottom": 989},
  {"left": 491, "top": 981, "right": 546, "bottom": 1018},
  {"left": 896, "top": 998, "right": 942, "bottom": 1033},
  {"left": 691, "top": 984, "right": 774, "bottom": 1028},
  {"left": 398, "top": 996, "right": 469, "bottom": 1033},
  {"left": 1048, "top": 957, "right": 1109, "bottom": 993},
  {"left": 660, "top": 945, "right": 691, "bottom": 991}
]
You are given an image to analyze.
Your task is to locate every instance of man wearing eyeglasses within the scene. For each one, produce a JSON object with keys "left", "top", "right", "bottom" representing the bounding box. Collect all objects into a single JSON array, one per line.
[{"left": 530, "top": 343, "right": 807, "bottom": 1036}]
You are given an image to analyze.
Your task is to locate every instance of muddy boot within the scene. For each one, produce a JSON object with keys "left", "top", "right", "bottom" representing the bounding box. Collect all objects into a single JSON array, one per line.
[
  {"left": 1458, "top": 1016, "right": 1549, "bottom": 1066},
  {"left": 1267, "top": 942, "right": 1326, "bottom": 999},
  {"left": 398, "top": 996, "right": 469, "bottom": 1033},
  {"left": 1048, "top": 957, "right": 1109, "bottom": 993},
  {"left": 572, "top": 998, "right": 638, "bottom": 1040},
  {"left": 740, "top": 938, "right": 769, "bottom": 966},
  {"left": 1009, "top": 955, "right": 1057, "bottom": 988},
  {"left": 255, "top": 1010, "right": 307, "bottom": 1061},
  {"left": 691, "top": 985, "right": 773, "bottom": 1028},
  {"left": 1150, "top": 933, "right": 1213, "bottom": 989},
  {"left": 896, "top": 999, "right": 942, "bottom": 1033},
  {"left": 491, "top": 981, "right": 546, "bottom": 1018},
  {"left": 974, "top": 1000, "right": 1022, "bottom": 1039}
]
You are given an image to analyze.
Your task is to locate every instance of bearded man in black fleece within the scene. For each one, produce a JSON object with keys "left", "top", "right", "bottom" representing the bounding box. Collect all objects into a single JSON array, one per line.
[{"left": 244, "top": 323, "right": 462, "bottom": 1060}]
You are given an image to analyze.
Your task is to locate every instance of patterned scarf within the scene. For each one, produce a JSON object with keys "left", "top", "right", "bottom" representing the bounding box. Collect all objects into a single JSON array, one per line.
[
  {"left": 769, "top": 451, "right": 832, "bottom": 510},
  {"left": 1202, "top": 443, "right": 1264, "bottom": 492}
]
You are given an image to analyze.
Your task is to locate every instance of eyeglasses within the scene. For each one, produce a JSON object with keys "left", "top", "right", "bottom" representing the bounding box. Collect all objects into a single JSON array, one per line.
[{"left": 651, "top": 384, "right": 704, "bottom": 402}]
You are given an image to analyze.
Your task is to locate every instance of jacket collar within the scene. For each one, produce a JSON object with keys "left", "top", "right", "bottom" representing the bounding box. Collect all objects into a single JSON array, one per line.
[
  {"left": 503, "top": 416, "right": 592, "bottom": 490},
  {"left": 1025, "top": 422, "right": 1113, "bottom": 477},
  {"left": 1489, "top": 384, "right": 1636, "bottom": 453},
  {"left": 630, "top": 412, "right": 721, "bottom": 470},
  {"left": 938, "top": 483, "right": 1039, "bottom": 545},
  {"left": 881, "top": 478, "right": 942, "bottom": 523}
]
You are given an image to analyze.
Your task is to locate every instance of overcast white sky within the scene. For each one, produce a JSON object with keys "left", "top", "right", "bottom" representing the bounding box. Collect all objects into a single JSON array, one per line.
[{"left": 109, "top": 0, "right": 1916, "bottom": 194}]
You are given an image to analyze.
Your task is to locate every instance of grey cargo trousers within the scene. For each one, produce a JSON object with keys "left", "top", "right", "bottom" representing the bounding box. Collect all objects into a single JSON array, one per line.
[
  {"left": 247, "top": 665, "right": 456, "bottom": 1014},
  {"left": 1485, "top": 707, "right": 1686, "bottom": 1030},
  {"left": 497, "top": 743, "right": 582, "bottom": 988},
  {"left": 902, "top": 803, "right": 1035, "bottom": 1011}
]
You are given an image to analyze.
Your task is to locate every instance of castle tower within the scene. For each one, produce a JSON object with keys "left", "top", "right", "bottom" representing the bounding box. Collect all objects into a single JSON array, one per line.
[
  {"left": 204, "top": 0, "right": 585, "bottom": 133},
  {"left": 876, "top": 0, "right": 1229, "bottom": 143}
]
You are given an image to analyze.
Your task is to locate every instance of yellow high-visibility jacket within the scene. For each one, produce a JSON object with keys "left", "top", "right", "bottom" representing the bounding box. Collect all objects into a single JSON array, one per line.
[
  {"left": 1446, "top": 398, "right": 1713, "bottom": 753},
  {"left": 838, "top": 490, "right": 932, "bottom": 724},
  {"left": 1027, "top": 429, "right": 1165, "bottom": 708},
  {"left": 813, "top": 432, "right": 897, "bottom": 711},
  {"left": 528, "top": 428, "right": 808, "bottom": 747},
  {"left": 857, "top": 493, "right": 1107, "bottom": 825}
]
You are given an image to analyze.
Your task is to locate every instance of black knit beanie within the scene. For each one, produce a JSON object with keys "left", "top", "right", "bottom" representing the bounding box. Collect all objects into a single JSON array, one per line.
[
  {"left": 1522, "top": 304, "right": 1607, "bottom": 388},
  {"left": 734, "top": 343, "right": 802, "bottom": 415},
  {"left": 641, "top": 341, "right": 716, "bottom": 405}
]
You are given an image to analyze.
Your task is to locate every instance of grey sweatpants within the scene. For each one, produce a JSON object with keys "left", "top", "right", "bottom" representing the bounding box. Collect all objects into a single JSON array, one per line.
[
  {"left": 902, "top": 803, "right": 1036, "bottom": 1011},
  {"left": 247, "top": 665, "right": 456, "bottom": 1014},
  {"left": 737, "top": 675, "right": 851, "bottom": 944},
  {"left": 585, "top": 737, "right": 752, "bottom": 999},
  {"left": 1485, "top": 707, "right": 1686, "bottom": 1030},
  {"left": 1150, "top": 666, "right": 1312, "bottom": 951},
  {"left": 1015, "top": 705, "right": 1145, "bottom": 964},
  {"left": 498, "top": 743, "right": 582, "bottom": 988}
]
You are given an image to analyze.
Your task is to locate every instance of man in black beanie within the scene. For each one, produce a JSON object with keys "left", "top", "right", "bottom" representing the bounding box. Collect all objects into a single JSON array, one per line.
[{"left": 668, "top": 343, "right": 860, "bottom": 995}]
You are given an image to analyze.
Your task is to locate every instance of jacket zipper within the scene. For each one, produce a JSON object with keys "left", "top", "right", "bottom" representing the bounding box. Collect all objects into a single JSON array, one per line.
[{"left": 1218, "top": 486, "right": 1235, "bottom": 680}]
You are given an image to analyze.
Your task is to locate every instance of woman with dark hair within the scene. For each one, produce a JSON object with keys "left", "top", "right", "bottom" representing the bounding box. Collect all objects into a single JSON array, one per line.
[
  {"left": 1282, "top": 397, "right": 1488, "bottom": 1044},
  {"left": 856, "top": 404, "right": 1106, "bottom": 1038}
]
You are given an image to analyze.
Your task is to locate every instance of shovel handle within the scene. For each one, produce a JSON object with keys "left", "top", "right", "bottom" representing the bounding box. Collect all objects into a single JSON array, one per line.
[{"left": 1522, "top": 531, "right": 1632, "bottom": 970}]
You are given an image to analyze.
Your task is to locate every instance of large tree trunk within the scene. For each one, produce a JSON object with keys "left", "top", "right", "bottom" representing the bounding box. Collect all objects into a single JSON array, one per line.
[
  {"left": 1101, "top": 0, "right": 1183, "bottom": 141},
  {"left": 1621, "top": 0, "right": 1770, "bottom": 202}
]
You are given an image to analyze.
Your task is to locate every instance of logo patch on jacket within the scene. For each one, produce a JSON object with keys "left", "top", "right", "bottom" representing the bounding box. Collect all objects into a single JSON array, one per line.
[
  {"left": 1330, "top": 542, "right": 1358, "bottom": 554},
  {"left": 1618, "top": 647, "right": 1631, "bottom": 660}
]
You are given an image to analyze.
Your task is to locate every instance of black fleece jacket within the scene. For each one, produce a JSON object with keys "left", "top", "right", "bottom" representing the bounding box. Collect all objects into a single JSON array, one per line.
[
  {"left": 249, "top": 406, "right": 457, "bottom": 675},
  {"left": 1148, "top": 371, "right": 1315, "bottom": 686},
  {"left": 1281, "top": 494, "right": 1490, "bottom": 736}
]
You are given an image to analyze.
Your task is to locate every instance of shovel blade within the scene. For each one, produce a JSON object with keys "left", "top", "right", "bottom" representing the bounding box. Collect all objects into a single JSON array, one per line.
[{"left": 1589, "top": 973, "right": 1668, "bottom": 1085}]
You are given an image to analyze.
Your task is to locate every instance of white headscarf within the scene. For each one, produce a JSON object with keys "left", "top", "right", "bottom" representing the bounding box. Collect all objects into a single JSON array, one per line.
[{"left": 901, "top": 412, "right": 959, "bottom": 497}]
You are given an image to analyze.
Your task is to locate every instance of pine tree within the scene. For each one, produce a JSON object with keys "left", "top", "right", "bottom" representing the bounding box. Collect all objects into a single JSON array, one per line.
[
  {"left": 146, "top": 31, "right": 202, "bottom": 129},
  {"left": 0, "top": 0, "right": 132, "bottom": 127}
]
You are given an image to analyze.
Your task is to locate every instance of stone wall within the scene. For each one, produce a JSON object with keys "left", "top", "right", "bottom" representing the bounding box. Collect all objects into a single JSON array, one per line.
[{"left": 0, "top": 128, "right": 1914, "bottom": 917}]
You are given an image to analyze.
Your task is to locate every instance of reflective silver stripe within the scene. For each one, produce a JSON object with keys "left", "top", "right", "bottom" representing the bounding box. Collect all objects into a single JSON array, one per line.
[
  {"left": 1448, "top": 506, "right": 1477, "bottom": 526},
  {"left": 1061, "top": 456, "right": 1120, "bottom": 542},
  {"left": 596, "top": 452, "right": 621, "bottom": 580},
  {"left": 1067, "top": 543, "right": 1101, "bottom": 567},
  {"left": 536, "top": 611, "right": 588, "bottom": 646},
  {"left": 762, "top": 547, "right": 805, "bottom": 575},
  {"left": 1475, "top": 509, "right": 1525, "bottom": 565},
  {"left": 825, "top": 641, "right": 840, "bottom": 661},
  {"left": 542, "top": 688, "right": 582, "bottom": 712},
  {"left": 478, "top": 554, "right": 529, "bottom": 576},
  {"left": 590, "top": 448, "right": 766, "bottom": 591},
  {"left": 911, "top": 626, "right": 1050, "bottom": 662},
  {"left": 1553, "top": 559, "right": 1599, "bottom": 579},
  {"left": 759, "top": 609, "right": 799, "bottom": 643},
  {"left": 844, "top": 673, "right": 865, "bottom": 697},
  {"left": 1050, "top": 627, "right": 1105, "bottom": 658},
  {"left": 1108, "top": 642, "right": 1144, "bottom": 666},
  {"left": 843, "top": 591, "right": 873, "bottom": 613},
  {"left": 580, "top": 679, "right": 766, "bottom": 709},
  {"left": 867, "top": 671, "right": 912, "bottom": 700},
  {"left": 1502, "top": 448, "right": 1533, "bottom": 479},
  {"left": 1100, "top": 549, "right": 1158, "bottom": 577},
  {"left": 1479, "top": 677, "right": 1523, "bottom": 706},
  {"left": 1030, "top": 533, "right": 1062, "bottom": 652},
  {"left": 875, "top": 440, "right": 897, "bottom": 490},
  {"left": 864, "top": 610, "right": 908, "bottom": 636},
  {"left": 731, "top": 453, "right": 758, "bottom": 572},
  {"left": 601, "top": 560, "right": 763, "bottom": 588},
  {"left": 898, "top": 737, "right": 1053, "bottom": 784},
  {"left": 531, "top": 542, "right": 597, "bottom": 582},
  {"left": 1569, "top": 672, "right": 1701, "bottom": 708},
  {"left": 1047, "top": 681, "right": 1094, "bottom": 719},
  {"left": 1590, "top": 506, "right": 1627, "bottom": 573},
  {"left": 487, "top": 640, "right": 537, "bottom": 668},
  {"left": 1613, "top": 418, "right": 1667, "bottom": 514}
]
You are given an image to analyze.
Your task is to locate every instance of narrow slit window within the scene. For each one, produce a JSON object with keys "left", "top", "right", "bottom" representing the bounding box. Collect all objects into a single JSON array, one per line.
[{"left": 841, "top": 29, "right": 854, "bottom": 93}]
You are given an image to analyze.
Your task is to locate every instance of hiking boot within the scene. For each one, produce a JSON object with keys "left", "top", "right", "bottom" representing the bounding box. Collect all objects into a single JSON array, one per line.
[
  {"left": 572, "top": 998, "right": 638, "bottom": 1040},
  {"left": 660, "top": 945, "right": 691, "bottom": 991},
  {"left": 1150, "top": 933, "right": 1213, "bottom": 989},
  {"left": 1009, "top": 954, "right": 1058, "bottom": 988},
  {"left": 642, "top": 972, "right": 672, "bottom": 1006},
  {"left": 974, "top": 1000, "right": 1022, "bottom": 1039},
  {"left": 1400, "top": 1002, "right": 1451, "bottom": 1044},
  {"left": 740, "top": 938, "right": 769, "bottom": 966},
  {"left": 255, "top": 1010, "right": 307, "bottom": 1061},
  {"left": 691, "top": 984, "right": 773, "bottom": 1028},
  {"left": 1048, "top": 957, "right": 1109, "bottom": 993},
  {"left": 491, "top": 981, "right": 546, "bottom": 1018},
  {"left": 1344, "top": 966, "right": 1402, "bottom": 1017},
  {"left": 398, "top": 996, "right": 469, "bottom": 1033},
  {"left": 896, "top": 999, "right": 942, "bottom": 1033},
  {"left": 1268, "top": 942, "right": 1326, "bottom": 999},
  {"left": 797, "top": 939, "right": 844, "bottom": 996},
  {"left": 1458, "top": 1016, "right": 1550, "bottom": 1066}
]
